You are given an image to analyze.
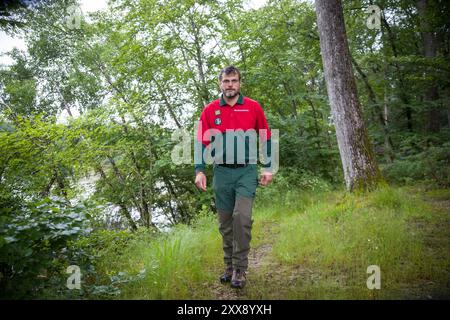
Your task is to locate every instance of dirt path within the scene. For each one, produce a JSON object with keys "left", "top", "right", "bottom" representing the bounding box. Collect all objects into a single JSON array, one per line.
[{"left": 211, "top": 243, "right": 273, "bottom": 300}]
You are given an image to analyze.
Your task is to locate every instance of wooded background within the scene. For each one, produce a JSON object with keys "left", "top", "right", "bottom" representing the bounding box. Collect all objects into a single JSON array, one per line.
[{"left": 0, "top": 0, "right": 448, "bottom": 298}]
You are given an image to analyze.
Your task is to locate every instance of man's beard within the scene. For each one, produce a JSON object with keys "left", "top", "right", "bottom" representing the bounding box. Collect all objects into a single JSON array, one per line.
[{"left": 222, "top": 89, "right": 239, "bottom": 98}]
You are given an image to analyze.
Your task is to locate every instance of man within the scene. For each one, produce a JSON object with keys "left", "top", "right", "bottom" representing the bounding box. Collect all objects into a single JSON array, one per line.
[{"left": 194, "top": 66, "right": 273, "bottom": 289}]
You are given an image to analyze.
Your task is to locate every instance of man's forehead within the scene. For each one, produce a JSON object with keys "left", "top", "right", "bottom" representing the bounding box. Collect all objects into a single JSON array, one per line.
[{"left": 221, "top": 73, "right": 239, "bottom": 79}]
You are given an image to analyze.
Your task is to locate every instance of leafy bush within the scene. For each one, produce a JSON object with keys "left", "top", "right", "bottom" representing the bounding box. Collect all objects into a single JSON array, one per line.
[
  {"left": 0, "top": 195, "right": 90, "bottom": 298},
  {"left": 256, "top": 167, "right": 333, "bottom": 209},
  {"left": 62, "top": 227, "right": 155, "bottom": 299},
  {"left": 381, "top": 141, "right": 450, "bottom": 186},
  {"left": 267, "top": 113, "right": 342, "bottom": 183}
]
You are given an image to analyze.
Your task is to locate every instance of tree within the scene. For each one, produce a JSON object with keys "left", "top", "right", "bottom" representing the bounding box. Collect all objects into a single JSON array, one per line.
[
  {"left": 416, "top": 0, "right": 442, "bottom": 132},
  {"left": 0, "top": 0, "right": 37, "bottom": 32},
  {"left": 315, "top": 0, "right": 383, "bottom": 191}
]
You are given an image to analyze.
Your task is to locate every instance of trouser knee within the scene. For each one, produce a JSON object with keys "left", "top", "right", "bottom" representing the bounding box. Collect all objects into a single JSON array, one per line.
[
  {"left": 232, "top": 197, "right": 253, "bottom": 233},
  {"left": 218, "top": 210, "right": 233, "bottom": 236}
]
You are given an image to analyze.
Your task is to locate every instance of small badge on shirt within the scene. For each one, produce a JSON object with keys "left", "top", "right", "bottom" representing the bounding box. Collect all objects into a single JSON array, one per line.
[
  {"left": 215, "top": 109, "right": 221, "bottom": 116},
  {"left": 214, "top": 118, "right": 222, "bottom": 125}
]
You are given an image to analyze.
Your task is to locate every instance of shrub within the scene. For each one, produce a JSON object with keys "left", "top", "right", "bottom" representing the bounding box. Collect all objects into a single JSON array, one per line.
[
  {"left": 0, "top": 195, "right": 90, "bottom": 298},
  {"left": 381, "top": 142, "right": 450, "bottom": 186}
]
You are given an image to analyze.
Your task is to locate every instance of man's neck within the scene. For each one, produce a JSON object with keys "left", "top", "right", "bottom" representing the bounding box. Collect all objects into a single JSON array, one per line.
[{"left": 223, "top": 94, "right": 239, "bottom": 107}]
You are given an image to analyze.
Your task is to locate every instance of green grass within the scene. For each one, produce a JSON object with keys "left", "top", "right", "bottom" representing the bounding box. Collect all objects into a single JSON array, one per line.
[
  {"left": 425, "top": 188, "right": 450, "bottom": 201},
  {"left": 266, "top": 187, "right": 444, "bottom": 299},
  {"left": 93, "top": 214, "right": 222, "bottom": 299},
  {"left": 87, "top": 185, "right": 449, "bottom": 300}
]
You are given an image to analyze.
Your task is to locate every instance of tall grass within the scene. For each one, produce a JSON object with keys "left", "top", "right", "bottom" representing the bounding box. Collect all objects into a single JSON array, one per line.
[{"left": 96, "top": 213, "right": 222, "bottom": 299}]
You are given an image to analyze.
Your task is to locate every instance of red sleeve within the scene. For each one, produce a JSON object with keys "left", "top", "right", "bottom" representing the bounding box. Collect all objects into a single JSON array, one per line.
[
  {"left": 196, "top": 107, "right": 211, "bottom": 147},
  {"left": 195, "top": 107, "right": 210, "bottom": 173},
  {"left": 255, "top": 102, "right": 271, "bottom": 141}
]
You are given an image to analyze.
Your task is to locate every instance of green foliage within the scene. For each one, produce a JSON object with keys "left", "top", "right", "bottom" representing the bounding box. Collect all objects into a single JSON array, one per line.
[
  {"left": 0, "top": 195, "right": 90, "bottom": 298},
  {"left": 51, "top": 185, "right": 449, "bottom": 299},
  {"left": 64, "top": 219, "right": 219, "bottom": 299},
  {"left": 268, "top": 113, "right": 342, "bottom": 181},
  {"left": 381, "top": 132, "right": 450, "bottom": 186},
  {"left": 61, "top": 228, "right": 154, "bottom": 299},
  {"left": 256, "top": 167, "right": 334, "bottom": 211}
]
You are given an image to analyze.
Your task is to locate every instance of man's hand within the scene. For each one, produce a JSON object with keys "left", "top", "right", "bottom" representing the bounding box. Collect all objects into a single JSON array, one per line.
[
  {"left": 259, "top": 171, "right": 273, "bottom": 186},
  {"left": 195, "top": 172, "right": 207, "bottom": 191}
]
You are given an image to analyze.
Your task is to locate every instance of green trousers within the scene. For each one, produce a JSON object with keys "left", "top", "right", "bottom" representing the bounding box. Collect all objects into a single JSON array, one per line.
[{"left": 213, "top": 164, "right": 258, "bottom": 271}]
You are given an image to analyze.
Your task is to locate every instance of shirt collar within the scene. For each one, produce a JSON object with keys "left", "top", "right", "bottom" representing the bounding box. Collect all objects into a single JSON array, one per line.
[{"left": 220, "top": 93, "right": 244, "bottom": 106}]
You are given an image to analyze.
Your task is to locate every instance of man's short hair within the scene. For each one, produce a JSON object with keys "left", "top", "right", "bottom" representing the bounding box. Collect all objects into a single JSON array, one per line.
[{"left": 219, "top": 65, "right": 241, "bottom": 82}]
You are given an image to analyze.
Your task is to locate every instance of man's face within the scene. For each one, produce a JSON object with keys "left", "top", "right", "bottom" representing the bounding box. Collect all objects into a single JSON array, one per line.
[{"left": 220, "top": 73, "right": 240, "bottom": 99}]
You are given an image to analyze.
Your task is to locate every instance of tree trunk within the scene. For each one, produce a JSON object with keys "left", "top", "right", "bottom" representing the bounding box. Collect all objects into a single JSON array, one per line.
[
  {"left": 417, "top": 0, "right": 441, "bottom": 132},
  {"left": 383, "top": 91, "right": 395, "bottom": 163},
  {"left": 40, "top": 171, "right": 57, "bottom": 197},
  {"left": 315, "top": 0, "right": 383, "bottom": 191},
  {"left": 97, "top": 166, "right": 138, "bottom": 231}
]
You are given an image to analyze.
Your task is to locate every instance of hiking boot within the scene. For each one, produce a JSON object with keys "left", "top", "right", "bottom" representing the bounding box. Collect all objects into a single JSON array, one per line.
[
  {"left": 220, "top": 266, "right": 233, "bottom": 283},
  {"left": 230, "top": 269, "right": 246, "bottom": 289}
]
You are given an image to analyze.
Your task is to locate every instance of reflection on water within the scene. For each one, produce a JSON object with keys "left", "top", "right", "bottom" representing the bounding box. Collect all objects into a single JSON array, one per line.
[{"left": 71, "top": 173, "right": 171, "bottom": 232}]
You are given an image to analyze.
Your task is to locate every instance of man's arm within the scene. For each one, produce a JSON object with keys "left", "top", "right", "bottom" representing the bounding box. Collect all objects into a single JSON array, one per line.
[
  {"left": 255, "top": 102, "right": 274, "bottom": 186},
  {"left": 194, "top": 109, "right": 209, "bottom": 191}
]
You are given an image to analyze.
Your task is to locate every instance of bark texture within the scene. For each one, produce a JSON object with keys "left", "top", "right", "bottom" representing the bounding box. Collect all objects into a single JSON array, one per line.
[
  {"left": 417, "top": 0, "right": 441, "bottom": 132},
  {"left": 315, "top": 0, "right": 382, "bottom": 191}
]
